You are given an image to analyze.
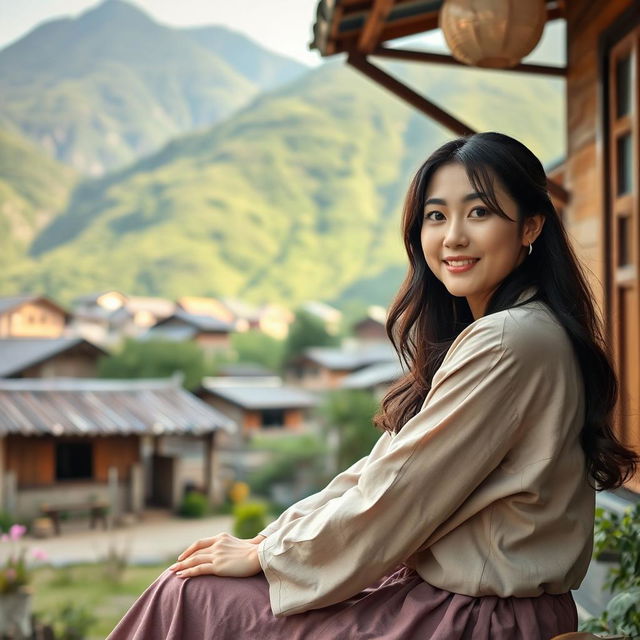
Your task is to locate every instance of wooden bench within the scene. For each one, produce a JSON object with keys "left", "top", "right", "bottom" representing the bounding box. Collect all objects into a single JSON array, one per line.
[{"left": 40, "top": 502, "right": 108, "bottom": 535}]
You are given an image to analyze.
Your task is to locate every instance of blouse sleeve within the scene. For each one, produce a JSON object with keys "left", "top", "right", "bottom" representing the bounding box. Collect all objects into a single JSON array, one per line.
[
  {"left": 258, "top": 431, "right": 393, "bottom": 538},
  {"left": 257, "top": 318, "right": 534, "bottom": 616}
]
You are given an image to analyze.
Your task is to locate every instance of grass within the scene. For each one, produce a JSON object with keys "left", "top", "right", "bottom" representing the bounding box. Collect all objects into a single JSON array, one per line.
[{"left": 31, "top": 562, "right": 169, "bottom": 639}]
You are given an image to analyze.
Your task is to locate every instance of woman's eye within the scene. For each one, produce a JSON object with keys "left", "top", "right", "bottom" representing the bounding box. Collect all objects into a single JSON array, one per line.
[
  {"left": 470, "top": 207, "right": 489, "bottom": 218},
  {"left": 424, "top": 211, "right": 444, "bottom": 221}
]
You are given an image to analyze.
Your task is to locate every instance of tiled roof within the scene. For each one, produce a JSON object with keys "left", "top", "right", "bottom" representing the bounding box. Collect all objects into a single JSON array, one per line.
[
  {"left": 0, "top": 376, "right": 235, "bottom": 436},
  {"left": 0, "top": 338, "right": 107, "bottom": 378}
]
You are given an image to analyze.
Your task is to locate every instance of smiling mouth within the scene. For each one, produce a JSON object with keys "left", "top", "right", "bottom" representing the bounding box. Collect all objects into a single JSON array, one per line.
[{"left": 443, "top": 258, "right": 480, "bottom": 266}]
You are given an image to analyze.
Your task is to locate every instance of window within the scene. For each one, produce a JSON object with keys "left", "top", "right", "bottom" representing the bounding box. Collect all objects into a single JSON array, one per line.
[
  {"left": 261, "top": 409, "right": 285, "bottom": 429},
  {"left": 55, "top": 441, "right": 93, "bottom": 480}
]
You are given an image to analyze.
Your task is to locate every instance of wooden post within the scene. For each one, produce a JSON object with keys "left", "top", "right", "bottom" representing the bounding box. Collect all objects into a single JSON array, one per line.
[
  {"left": 0, "top": 436, "right": 4, "bottom": 512},
  {"left": 204, "top": 431, "right": 223, "bottom": 506}
]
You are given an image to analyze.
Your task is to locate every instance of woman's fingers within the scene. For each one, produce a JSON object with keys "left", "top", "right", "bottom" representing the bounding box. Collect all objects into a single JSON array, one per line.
[
  {"left": 176, "top": 562, "right": 215, "bottom": 578},
  {"left": 177, "top": 536, "right": 218, "bottom": 561},
  {"left": 170, "top": 552, "right": 213, "bottom": 573}
]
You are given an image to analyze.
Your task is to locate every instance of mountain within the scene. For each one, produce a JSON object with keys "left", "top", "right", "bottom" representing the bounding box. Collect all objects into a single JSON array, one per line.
[
  {"left": 5, "top": 58, "right": 564, "bottom": 307},
  {"left": 0, "top": 128, "right": 77, "bottom": 270},
  {"left": 0, "top": 0, "right": 307, "bottom": 175}
]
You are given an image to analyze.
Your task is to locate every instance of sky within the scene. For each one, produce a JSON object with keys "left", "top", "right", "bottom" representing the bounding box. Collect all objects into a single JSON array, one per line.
[{"left": 0, "top": 0, "right": 453, "bottom": 66}]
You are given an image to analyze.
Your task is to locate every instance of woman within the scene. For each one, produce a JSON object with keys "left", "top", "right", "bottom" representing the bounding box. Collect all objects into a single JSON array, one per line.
[{"left": 107, "top": 132, "right": 638, "bottom": 639}]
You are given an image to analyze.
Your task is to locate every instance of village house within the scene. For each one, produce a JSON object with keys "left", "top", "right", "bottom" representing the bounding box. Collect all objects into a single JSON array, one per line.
[
  {"left": 0, "top": 295, "right": 69, "bottom": 339},
  {"left": 340, "top": 359, "right": 405, "bottom": 400},
  {"left": 69, "top": 290, "right": 176, "bottom": 346},
  {"left": 197, "top": 375, "right": 320, "bottom": 491},
  {"left": 352, "top": 306, "right": 388, "bottom": 343},
  {"left": 0, "top": 337, "right": 107, "bottom": 378},
  {"left": 198, "top": 376, "right": 319, "bottom": 436},
  {"left": 286, "top": 342, "right": 399, "bottom": 390},
  {"left": 0, "top": 375, "right": 235, "bottom": 525},
  {"left": 142, "top": 309, "right": 234, "bottom": 357}
]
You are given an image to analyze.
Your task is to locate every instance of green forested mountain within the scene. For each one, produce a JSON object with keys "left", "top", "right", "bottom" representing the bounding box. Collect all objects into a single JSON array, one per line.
[
  {"left": 0, "top": 128, "right": 76, "bottom": 270},
  {"left": 4, "top": 57, "right": 564, "bottom": 308},
  {"left": 0, "top": 0, "right": 307, "bottom": 175}
]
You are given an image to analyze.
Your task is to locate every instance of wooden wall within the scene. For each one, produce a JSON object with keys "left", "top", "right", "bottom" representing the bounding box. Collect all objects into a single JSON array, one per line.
[
  {"left": 5, "top": 435, "right": 139, "bottom": 487},
  {"left": 566, "top": 0, "right": 640, "bottom": 490}
]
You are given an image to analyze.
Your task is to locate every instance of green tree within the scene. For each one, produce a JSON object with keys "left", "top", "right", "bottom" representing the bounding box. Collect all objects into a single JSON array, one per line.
[
  {"left": 283, "top": 309, "right": 339, "bottom": 365},
  {"left": 317, "top": 389, "right": 381, "bottom": 472},
  {"left": 97, "top": 338, "right": 207, "bottom": 390},
  {"left": 230, "top": 330, "right": 285, "bottom": 373}
]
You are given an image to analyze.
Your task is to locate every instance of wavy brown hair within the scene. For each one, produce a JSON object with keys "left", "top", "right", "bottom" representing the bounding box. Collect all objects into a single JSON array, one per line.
[{"left": 373, "top": 132, "right": 638, "bottom": 491}]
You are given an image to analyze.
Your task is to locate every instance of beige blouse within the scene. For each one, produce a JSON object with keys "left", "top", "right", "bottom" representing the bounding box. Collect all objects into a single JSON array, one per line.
[{"left": 257, "top": 287, "right": 595, "bottom": 617}]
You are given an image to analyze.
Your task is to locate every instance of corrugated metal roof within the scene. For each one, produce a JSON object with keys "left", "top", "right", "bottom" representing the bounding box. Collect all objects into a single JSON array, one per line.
[
  {"left": 0, "top": 338, "right": 107, "bottom": 378},
  {"left": 341, "top": 360, "right": 406, "bottom": 389},
  {"left": 303, "top": 342, "right": 398, "bottom": 370},
  {"left": 0, "top": 377, "right": 236, "bottom": 436},
  {"left": 201, "top": 379, "right": 319, "bottom": 410}
]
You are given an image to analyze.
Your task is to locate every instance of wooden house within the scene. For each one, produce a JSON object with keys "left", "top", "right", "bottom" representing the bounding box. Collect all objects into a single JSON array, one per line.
[
  {"left": 198, "top": 376, "right": 319, "bottom": 436},
  {"left": 0, "top": 295, "right": 68, "bottom": 339},
  {"left": 0, "top": 376, "right": 235, "bottom": 522},
  {"left": 144, "top": 310, "right": 234, "bottom": 356},
  {"left": 0, "top": 337, "right": 107, "bottom": 378},
  {"left": 287, "top": 342, "right": 399, "bottom": 390},
  {"left": 352, "top": 306, "right": 388, "bottom": 343}
]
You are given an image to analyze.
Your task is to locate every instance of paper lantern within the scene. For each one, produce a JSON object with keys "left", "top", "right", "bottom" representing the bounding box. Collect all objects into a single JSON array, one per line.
[{"left": 439, "top": 0, "right": 548, "bottom": 68}]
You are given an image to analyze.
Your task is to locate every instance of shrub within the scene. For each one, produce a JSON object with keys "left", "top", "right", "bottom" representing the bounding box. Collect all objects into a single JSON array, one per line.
[
  {"left": 50, "top": 601, "right": 97, "bottom": 640},
  {"left": 232, "top": 502, "right": 267, "bottom": 539},
  {"left": 580, "top": 502, "right": 640, "bottom": 637},
  {"left": 179, "top": 491, "right": 209, "bottom": 518}
]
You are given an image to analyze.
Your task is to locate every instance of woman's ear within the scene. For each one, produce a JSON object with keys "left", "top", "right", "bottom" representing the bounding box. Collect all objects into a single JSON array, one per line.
[{"left": 524, "top": 214, "right": 545, "bottom": 245}]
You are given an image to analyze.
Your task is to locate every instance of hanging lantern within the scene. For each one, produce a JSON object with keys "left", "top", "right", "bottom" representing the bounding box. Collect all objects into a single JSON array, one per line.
[{"left": 439, "top": 0, "right": 548, "bottom": 69}]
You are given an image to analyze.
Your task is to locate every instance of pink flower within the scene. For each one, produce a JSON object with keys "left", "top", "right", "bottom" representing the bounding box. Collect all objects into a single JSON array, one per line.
[
  {"left": 8, "top": 524, "right": 26, "bottom": 541},
  {"left": 31, "top": 548, "right": 48, "bottom": 562}
]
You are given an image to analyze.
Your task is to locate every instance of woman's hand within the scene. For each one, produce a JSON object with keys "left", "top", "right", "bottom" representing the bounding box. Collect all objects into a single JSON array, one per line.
[{"left": 168, "top": 532, "right": 264, "bottom": 579}]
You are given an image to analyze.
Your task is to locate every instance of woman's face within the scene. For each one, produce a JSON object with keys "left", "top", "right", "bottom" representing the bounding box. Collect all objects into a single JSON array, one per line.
[{"left": 420, "top": 162, "right": 539, "bottom": 320}]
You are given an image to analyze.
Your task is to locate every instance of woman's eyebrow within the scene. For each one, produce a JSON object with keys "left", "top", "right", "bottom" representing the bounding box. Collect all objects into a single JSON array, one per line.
[{"left": 424, "top": 192, "right": 486, "bottom": 206}]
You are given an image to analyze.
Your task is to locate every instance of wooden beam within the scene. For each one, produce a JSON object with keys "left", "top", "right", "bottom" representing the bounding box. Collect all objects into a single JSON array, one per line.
[
  {"left": 346, "top": 52, "right": 569, "bottom": 204},
  {"left": 371, "top": 47, "right": 567, "bottom": 77},
  {"left": 347, "top": 51, "right": 476, "bottom": 136},
  {"left": 358, "top": 0, "right": 395, "bottom": 53}
]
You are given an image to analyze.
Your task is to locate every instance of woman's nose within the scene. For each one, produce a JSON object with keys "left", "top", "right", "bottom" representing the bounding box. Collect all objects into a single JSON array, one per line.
[{"left": 443, "top": 220, "right": 469, "bottom": 247}]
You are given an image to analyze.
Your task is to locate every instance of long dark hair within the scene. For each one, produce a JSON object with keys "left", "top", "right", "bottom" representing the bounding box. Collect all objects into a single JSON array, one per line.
[{"left": 373, "top": 131, "right": 638, "bottom": 491}]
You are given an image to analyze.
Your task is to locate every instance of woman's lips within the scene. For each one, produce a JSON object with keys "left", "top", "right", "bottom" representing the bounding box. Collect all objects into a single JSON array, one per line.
[{"left": 443, "top": 258, "right": 480, "bottom": 273}]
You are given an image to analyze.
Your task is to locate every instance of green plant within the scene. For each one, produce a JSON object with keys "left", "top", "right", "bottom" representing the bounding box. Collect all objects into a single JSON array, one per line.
[
  {"left": 0, "top": 511, "right": 14, "bottom": 533},
  {"left": 246, "top": 433, "right": 329, "bottom": 498},
  {"left": 179, "top": 491, "right": 210, "bottom": 518},
  {"left": 50, "top": 601, "right": 97, "bottom": 640},
  {"left": 232, "top": 502, "right": 268, "bottom": 539},
  {"left": 579, "top": 503, "right": 640, "bottom": 637},
  {"left": 0, "top": 523, "right": 48, "bottom": 594},
  {"left": 100, "top": 538, "right": 130, "bottom": 585}
]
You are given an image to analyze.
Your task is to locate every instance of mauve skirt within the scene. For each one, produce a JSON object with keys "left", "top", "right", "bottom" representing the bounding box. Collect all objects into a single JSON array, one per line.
[{"left": 106, "top": 564, "right": 578, "bottom": 639}]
